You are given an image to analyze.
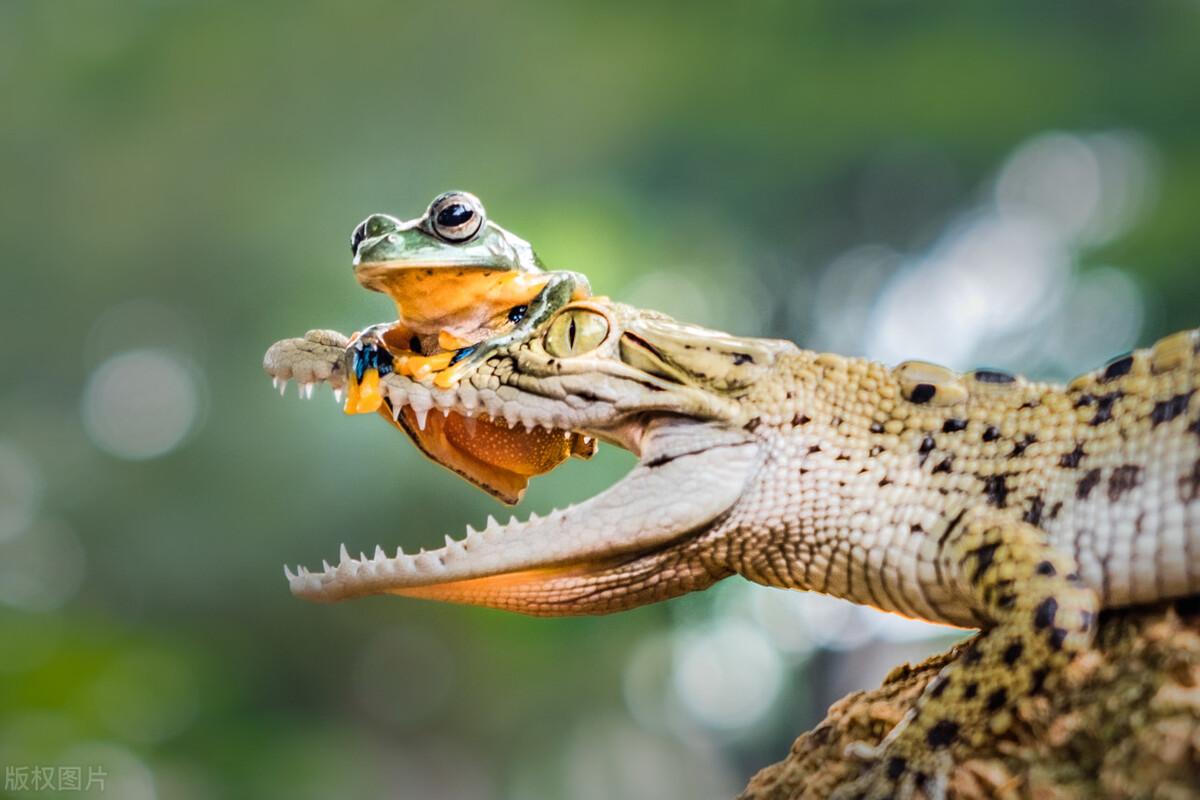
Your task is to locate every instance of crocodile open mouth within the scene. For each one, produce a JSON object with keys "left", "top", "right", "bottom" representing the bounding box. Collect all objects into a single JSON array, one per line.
[
  {"left": 377, "top": 399, "right": 596, "bottom": 505},
  {"left": 264, "top": 329, "right": 758, "bottom": 612}
]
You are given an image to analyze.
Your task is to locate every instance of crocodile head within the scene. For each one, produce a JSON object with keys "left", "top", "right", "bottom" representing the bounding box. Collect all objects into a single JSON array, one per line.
[{"left": 263, "top": 299, "right": 794, "bottom": 614}]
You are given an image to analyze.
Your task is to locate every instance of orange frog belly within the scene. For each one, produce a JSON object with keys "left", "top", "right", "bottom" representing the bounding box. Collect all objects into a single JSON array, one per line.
[{"left": 362, "top": 267, "right": 551, "bottom": 337}]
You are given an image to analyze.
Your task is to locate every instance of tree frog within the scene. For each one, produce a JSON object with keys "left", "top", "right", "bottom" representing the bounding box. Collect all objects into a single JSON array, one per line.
[{"left": 344, "top": 190, "right": 590, "bottom": 413}]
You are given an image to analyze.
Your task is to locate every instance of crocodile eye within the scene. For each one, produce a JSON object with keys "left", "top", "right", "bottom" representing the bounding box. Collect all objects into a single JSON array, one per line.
[
  {"left": 428, "top": 191, "right": 485, "bottom": 243},
  {"left": 544, "top": 309, "right": 609, "bottom": 358},
  {"left": 350, "top": 218, "right": 369, "bottom": 254}
]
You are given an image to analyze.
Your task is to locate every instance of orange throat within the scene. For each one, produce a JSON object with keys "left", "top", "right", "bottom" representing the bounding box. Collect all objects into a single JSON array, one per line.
[{"left": 377, "top": 403, "right": 593, "bottom": 504}]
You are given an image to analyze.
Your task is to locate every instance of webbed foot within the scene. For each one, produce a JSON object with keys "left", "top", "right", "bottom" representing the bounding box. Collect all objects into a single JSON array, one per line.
[{"left": 345, "top": 323, "right": 398, "bottom": 414}]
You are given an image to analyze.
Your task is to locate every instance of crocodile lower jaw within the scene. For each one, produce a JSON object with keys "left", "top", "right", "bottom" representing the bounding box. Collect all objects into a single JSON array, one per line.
[{"left": 264, "top": 331, "right": 759, "bottom": 612}]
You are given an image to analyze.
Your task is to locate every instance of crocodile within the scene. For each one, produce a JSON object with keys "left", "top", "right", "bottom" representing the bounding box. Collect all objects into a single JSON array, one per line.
[{"left": 263, "top": 296, "right": 1200, "bottom": 799}]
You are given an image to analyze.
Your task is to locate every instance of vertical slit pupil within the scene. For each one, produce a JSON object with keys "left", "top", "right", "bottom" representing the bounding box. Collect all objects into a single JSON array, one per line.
[{"left": 568, "top": 317, "right": 577, "bottom": 349}]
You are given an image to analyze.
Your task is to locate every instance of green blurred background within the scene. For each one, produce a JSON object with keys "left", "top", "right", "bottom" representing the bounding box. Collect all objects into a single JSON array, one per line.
[{"left": 3, "top": 2, "right": 1200, "bottom": 798}]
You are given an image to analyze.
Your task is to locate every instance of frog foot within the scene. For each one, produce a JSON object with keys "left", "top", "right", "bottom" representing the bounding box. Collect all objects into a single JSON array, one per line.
[
  {"left": 396, "top": 351, "right": 457, "bottom": 382},
  {"left": 830, "top": 739, "right": 953, "bottom": 800},
  {"left": 344, "top": 325, "right": 398, "bottom": 415}
]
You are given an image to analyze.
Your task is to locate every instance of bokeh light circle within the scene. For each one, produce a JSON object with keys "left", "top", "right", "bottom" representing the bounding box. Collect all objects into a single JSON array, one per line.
[{"left": 81, "top": 349, "right": 204, "bottom": 461}]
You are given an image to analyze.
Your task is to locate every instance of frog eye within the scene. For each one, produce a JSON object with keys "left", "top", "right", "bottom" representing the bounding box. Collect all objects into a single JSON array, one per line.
[
  {"left": 544, "top": 308, "right": 610, "bottom": 358},
  {"left": 428, "top": 191, "right": 485, "bottom": 243}
]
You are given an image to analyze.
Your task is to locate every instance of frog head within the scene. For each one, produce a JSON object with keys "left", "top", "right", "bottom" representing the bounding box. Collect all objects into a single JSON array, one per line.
[
  {"left": 352, "top": 191, "right": 543, "bottom": 287},
  {"left": 350, "top": 191, "right": 556, "bottom": 336}
]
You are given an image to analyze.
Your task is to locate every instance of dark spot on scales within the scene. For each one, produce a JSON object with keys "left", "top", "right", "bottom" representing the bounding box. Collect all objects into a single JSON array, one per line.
[
  {"left": 1009, "top": 434, "right": 1036, "bottom": 458},
  {"left": 1029, "top": 667, "right": 1050, "bottom": 695},
  {"left": 1023, "top": 496, "right": 1045, "bottom": 526},
  {"left": 943, "top": 418, "right": 968, "bottom": 433},
  {"left": 1107, "top": 465, "right": 1143, "bottom": 501},
  {"left": 870, "top": 422, "right": 884, "bottom": 434},
  {"left": 986, "top": 688, "right": 1008, "bottom": 712},
  {"left": 918, "top": 435, "right": 936, "bottom": 467},
  {"left": 1002, "top": 640, "right": 1024, "bottom": 665},
  {"left": 1180, "top": 458, "right": 1200, "bottom": 503},
  {"left": 1049, "top": 628, "right": 1068, "bottom": 650},
  {"left": 932, "top": 457, "right": 954, "bottom": 474},
  {"left": 983, "top": 426, "right": 1000, "bottom": 442},
  {"left": 963, "top": 682, "right": 978, "bottom": 699},
  {"left": 1077, "top": 469, "right": 1102, "bottom": 500},
  {"left": 1102, "top": 354, "right": 1134, "bottom": 382},
  {"left": 982, "top": 474, "right": 1010, "bottom": 507},
  {"left": 1077, "top": 391, "right": 1122, "bottom": 425},
  {"left": 1060, "top": 443, "right": 1086, "bottom": 469},
  {"left": 1034, "top": 597, "right": 1058, "bottom": 629},
  {"left": 929, "top": 676, "right": 949, "bottom": 697},
  {"left": 886, "top": 757, "right": 907, "bottom": 780},
  {"left": 970, "top": 542, "right": 999, "bottom": 583},
  {"left": 792, "top": 414, "right": 810, "bottom": 426},
  {"left": 926, "top": 720, "right": 959, "bottom": 748},
  {"left": 744, "top": 417, "right": 761, "bottom": 432},
  {"left": 973, "top": 369, "right": 1016, "bottom": 384},
  {"left": 1049, "top": 501, "right": 1063, "bottom": 519},
  {"left": 732, "top": 353, "right": 754, "bottom": 365},
  {"left": 1152, "top": 391, "right": 1195, "bottom": 426},
  {"left": 1036, "top": 560, "right": 1056, "bottom": 576},
  {"left": 909, "top": 383, "right": 936, "bottom": 404}
]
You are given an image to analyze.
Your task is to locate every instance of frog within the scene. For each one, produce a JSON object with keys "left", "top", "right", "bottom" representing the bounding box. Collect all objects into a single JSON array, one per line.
[{"left": 344, "top": 190, "right": 590, "bottom": 415}]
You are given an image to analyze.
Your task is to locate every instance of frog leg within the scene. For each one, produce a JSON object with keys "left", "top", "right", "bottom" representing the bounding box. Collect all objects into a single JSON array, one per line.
[
  {"left": 831, "top": 507, "right": 1098, "bottom": 800},
  {"left": 344, "top": 321, "right": 405, "bottom": 415},
  {"left": 432, "top": 272, "right": 584, "bottom": 388}
]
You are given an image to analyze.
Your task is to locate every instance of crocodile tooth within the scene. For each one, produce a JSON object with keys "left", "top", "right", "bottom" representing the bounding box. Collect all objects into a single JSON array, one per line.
[
  {"left": 322, "top": 559, "right": 333, "bottom": 572},
  {"left": 413, "top": 406, "right": 429, "bottom": 430},
  {"left": 332, "top": 387, "right": 345, "bottom": 404},
  {"left": 374, "top": 545, "right": 386, "bottom": 562},
  {"left": 528, "top": 511, "right": 540, "bottom": 523},
  {"left": 339, "top": 543, "right": 351, "bottom": 565},
  {"left": 485, "top": 515, "right": 500, "bottom": 533},
  {"left": 359, "top": 551, "right": 368, "bottom": 563},
  {"left": 444, "top": 534, "right": 458, "bottom": 550},
  {"left": 283, "top": 565, "right": 296, "bottom": 580},
  {"left": 391, "top": 402, "right": 403, "bottom": 422},
  {"left": 440, "top": 407, "right": 451, "bottom": 417},
  {"left": 278, "top": 379, "right": 288, "bottom": 396},
  {"left": 298, "top": 565, "right": 310, "bottom": 577}
]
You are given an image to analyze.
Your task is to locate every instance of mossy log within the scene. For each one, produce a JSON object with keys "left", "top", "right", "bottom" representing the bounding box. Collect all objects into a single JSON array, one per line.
[{"left": 741, "top": 602, "right": 1200, "bottom": 799}]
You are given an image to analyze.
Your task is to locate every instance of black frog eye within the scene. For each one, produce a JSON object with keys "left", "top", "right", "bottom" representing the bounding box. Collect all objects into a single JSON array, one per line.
[
  {"left": 428, "top": 191, "right": 485, "bottom": 243},
  {"left": 350, "top": 219, "right": 369, "bottom": 254}
]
